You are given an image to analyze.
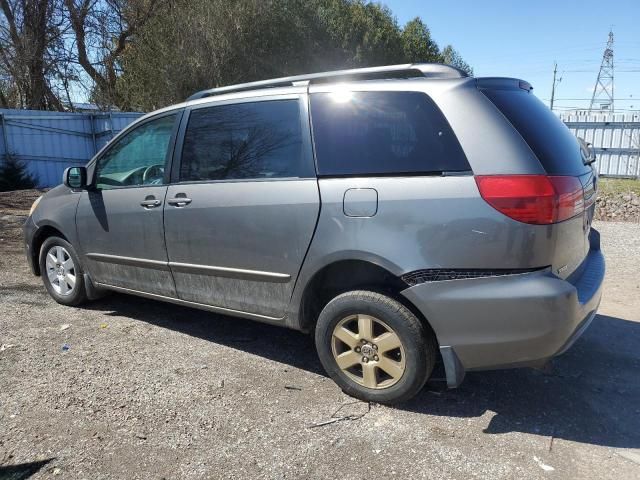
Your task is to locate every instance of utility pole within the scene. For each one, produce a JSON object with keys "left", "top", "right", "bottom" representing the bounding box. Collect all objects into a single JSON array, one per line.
[
  {"left": 589, "top": 30, "right": 615, "bottom": 112},
  {"left": 550, "top": 62, "right": 558, "bottom": 111}
]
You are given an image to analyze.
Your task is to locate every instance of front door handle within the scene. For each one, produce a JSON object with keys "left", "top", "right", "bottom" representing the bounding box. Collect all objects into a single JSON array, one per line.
[
  {"left": 140, "top": 198, "right": 161, "bottom": 208},
  {"left": 167, "top": 195, "right": 192, "bottom": 207}
]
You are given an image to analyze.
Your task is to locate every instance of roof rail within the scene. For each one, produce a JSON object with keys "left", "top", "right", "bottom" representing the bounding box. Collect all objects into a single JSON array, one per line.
[{"left": 186, "top": 63, "right": 468, "bottom": 101}]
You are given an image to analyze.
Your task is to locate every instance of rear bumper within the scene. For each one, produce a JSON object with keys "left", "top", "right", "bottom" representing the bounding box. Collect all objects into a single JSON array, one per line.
[{"left": 401, "top": 230, "right": 605, "bottom": 387}]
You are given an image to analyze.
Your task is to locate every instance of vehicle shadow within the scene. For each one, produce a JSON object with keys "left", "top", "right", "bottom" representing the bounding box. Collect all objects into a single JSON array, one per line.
[
  {"left": 0, "top": 458, "right": 54, "bottom": 479},
  {"left": 405, "top": 313, "right": 640, "bottom": 449},
  {"left": 89, "top": 294, "right": 324, "bottom": 375},
  {"left": 89, "top": 295, "right": 640, "bottom": 449}
]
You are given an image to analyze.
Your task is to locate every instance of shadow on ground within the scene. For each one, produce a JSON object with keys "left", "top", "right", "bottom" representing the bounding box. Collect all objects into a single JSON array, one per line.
[
  {"left": 0, "top": 459, "right": 53, "bottom": 480},
  {"left": 88, "top": 295, "right": 640, "bottom": 449}
]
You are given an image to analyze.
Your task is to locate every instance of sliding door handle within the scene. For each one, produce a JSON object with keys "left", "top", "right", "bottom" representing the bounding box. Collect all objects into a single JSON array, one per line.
[{"left": 167, "top": 197, "right": 192, "bottom": 207}]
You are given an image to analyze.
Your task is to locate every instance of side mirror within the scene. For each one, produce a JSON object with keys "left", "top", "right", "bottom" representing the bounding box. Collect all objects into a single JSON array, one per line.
[
  {"left": 63, "top": 166, "right": 88, "bottom": 189},
  {"left": 578, "top": 137, "right": 597, "bottom": 166}
]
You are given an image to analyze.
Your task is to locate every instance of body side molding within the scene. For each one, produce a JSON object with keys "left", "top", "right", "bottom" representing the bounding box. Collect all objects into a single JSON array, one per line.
[{"left": 86, "top": 253, "right": 291, "bottom": 282}]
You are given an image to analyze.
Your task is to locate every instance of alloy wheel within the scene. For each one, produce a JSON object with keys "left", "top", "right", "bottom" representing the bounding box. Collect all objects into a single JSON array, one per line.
[
  {"left": 45, "top": 245, "right": 76, "bottom": 296},
  {"left": 331, "top": 314, "right": 406, "bottom": 389}
]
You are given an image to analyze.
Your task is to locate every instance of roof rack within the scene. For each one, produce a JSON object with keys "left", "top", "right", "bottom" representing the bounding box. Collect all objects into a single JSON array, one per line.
[{"left": 186, "top": 63, "right": 468, "bottom": 101}]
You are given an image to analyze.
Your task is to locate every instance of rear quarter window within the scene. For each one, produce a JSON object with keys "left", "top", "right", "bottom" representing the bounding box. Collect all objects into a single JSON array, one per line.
[
  {"left": 310, "top": 91, "right": 469, "bottom": 176},
  {"left": 480, "top": 88, "right": 590, "bottom": 176}
]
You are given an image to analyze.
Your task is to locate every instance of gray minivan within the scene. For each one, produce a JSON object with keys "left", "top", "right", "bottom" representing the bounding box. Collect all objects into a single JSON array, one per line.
[{"left": 24, "top": 64, "right": 604, "bottom": 404}]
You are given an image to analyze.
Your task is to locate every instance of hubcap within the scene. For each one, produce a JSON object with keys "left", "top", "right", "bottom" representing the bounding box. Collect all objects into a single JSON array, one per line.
[
  {"left": 331, "top": 314, "right": 406, "bottom": 389},
  {"left": 45, "top": 246, "right": 76, "bottom": 296}
]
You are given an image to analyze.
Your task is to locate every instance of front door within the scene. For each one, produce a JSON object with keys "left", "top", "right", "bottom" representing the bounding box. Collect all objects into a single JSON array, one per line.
[
  {"left": 163, "top": 96, "right": 319, "bottom": 319},
  {"left": 77, "top": 111, "right": 181, "bottom": 296}
]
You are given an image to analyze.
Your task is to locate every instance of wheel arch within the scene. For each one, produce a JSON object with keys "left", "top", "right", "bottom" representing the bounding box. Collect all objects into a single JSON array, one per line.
[
  {"left": 295, "top": 258, "right": 440, "bottom": 345},
  {"left": 30, "top": 224, "right": 69, "bottom": 276}
]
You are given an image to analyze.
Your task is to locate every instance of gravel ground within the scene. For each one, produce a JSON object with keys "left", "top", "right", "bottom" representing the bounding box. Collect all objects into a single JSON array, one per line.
[{"left": 1, "top": 192, "right": 639, "bottom": 479}]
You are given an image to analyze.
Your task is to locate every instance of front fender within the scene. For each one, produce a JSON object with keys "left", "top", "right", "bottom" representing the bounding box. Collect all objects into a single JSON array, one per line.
[
  {"left": 31, "top": 186, "right": 82, "bottom": 247},
  {"left": 26, "top": 186, "right": 82, "bottom": 274}
]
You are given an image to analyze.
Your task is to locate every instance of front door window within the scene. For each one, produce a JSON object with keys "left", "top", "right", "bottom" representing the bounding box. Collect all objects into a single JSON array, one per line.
[{"left": 95, "top": 114, "right": 177, "bottom": 189}]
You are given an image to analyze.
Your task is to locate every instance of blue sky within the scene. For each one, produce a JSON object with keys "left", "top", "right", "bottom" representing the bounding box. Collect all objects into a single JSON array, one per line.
[{"left": 384, "top": 0, "right": 640, "bottom": 112}]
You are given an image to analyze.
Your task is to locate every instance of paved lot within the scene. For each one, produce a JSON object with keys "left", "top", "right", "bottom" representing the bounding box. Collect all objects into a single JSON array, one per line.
[{"left": 1, "top": 194, "right": 639, "bottom": 479}]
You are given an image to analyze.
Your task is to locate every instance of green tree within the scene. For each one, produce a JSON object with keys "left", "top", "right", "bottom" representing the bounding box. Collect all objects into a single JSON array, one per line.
[
  {"left": 0, "top": 153, "right": 37, "bottom": 191},
  {"left": 117, "top": 0, "right": 473, "bottom": 111},
  {"left": 400, "top": 17, "right": 440, "bottom": 63},
  {"left": 317, "top": 0, "right": 403, "bottom": 67},
  {"left": 119, "top": 0, "right": 337, "bottom": 109},
  {"left": 441, "top": 44, "right": 473, "bottom": 76}
]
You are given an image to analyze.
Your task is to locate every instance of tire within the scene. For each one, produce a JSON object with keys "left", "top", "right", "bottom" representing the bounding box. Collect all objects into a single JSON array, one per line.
[
  {"left": 315, "top": 290, "right": 437, "bottom": 404},
  {"left": 39, "top": 236, "right": 88, "bottom": 306}
]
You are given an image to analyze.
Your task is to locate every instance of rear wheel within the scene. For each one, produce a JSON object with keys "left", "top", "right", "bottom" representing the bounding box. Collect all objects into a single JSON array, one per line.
[
  {"left": 39, "top": 236, "right": 87, "bottom": 306},
  {"left": 315, "top": 290, "right": 437, "bottom": 404}
]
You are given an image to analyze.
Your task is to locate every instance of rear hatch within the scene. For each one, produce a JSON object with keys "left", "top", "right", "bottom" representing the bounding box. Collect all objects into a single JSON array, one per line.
[{"left": 476, "top": 79, "right": 597, "bottom": 279}]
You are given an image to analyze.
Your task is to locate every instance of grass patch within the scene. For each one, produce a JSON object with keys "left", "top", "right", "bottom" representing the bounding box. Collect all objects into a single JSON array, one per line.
[{"left": 598, "top": 178, "right": 640, "bottom": 196}]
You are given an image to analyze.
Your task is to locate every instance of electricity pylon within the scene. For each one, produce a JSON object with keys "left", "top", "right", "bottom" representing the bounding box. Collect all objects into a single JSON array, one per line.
[{"left": 589, "top": 30, "right": 614, "bottom": 112}]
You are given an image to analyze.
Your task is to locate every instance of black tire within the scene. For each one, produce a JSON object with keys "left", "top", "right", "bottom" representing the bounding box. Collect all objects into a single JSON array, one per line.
[
  {"left": 39, "top": 236, "right": 88, "bottom": 306},
  {"left": 315, "top": 290, "right": 437, "bottom": 404}
]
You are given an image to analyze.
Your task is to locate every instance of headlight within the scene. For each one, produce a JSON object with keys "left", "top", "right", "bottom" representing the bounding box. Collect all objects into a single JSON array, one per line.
[{"left": 29, "top": 196, "right": 43, "bottom": 216}]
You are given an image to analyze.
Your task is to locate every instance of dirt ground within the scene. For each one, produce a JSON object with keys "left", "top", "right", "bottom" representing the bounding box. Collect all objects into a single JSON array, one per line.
[{"left": 1, "top": 190, "right": 639, "bottom": 479}]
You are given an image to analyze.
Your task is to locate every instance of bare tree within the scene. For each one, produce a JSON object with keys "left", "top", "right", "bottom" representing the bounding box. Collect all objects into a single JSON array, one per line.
[
  {"left": 0, "top": 0, "right": 65, "bottom": 109},
  {"left": 64, "top": 0, "right": 164, "bottom": 109},
  {"left": 0, "top": 0, "right": 168, "bottom": 110}
]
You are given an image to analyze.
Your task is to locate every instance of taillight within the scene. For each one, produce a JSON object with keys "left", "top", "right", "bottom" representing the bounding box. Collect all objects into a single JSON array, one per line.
[{"left": 475, "top": 175, "right": 584, "bottom": 225}]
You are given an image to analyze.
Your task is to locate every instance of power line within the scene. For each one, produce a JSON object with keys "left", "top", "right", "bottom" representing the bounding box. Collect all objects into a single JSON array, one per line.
[
  {"left": 551, "top": 106, "right": 640, "bottom": 112},
  {"left": 562, "top": 69, "right": 640, "bottom": 73},
  {"left": 544, "top": 98, "right": 638, "bottom": 101}
]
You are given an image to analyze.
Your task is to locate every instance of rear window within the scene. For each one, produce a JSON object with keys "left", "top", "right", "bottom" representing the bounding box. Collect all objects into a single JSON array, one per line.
[
  {"left": 480, "top": 88, "right": 589, "bottom": 176},
  {"left": 310, "top": 91, "right": 469, "bottom": 176}
]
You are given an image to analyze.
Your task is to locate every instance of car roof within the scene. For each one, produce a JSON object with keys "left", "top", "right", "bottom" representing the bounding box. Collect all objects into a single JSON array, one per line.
[
  {"left": 131, "top": 68, "right": 531, "bottom": 130},
  {"left": 186, "top": 63, "right": 469, "bottom": 102}
]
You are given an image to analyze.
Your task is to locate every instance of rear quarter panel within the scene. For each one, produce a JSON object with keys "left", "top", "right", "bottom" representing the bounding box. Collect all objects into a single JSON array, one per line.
[{"left": 287, "top": 176, "right": 570, "bottom": 326}]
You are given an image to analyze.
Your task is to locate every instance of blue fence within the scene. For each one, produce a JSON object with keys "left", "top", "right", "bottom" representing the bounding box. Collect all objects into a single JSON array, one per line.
[{"left": 0, "top": 109, "right": 143, "bottom": 187}]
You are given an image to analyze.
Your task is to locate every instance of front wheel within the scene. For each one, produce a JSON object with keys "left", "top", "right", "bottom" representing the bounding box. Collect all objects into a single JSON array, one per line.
[
  {"left": 315, "top": 290, "right": 437, "bottom": 404},
  {"left": 39, "top": 236, "right": 88, "bottom": 306}
]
